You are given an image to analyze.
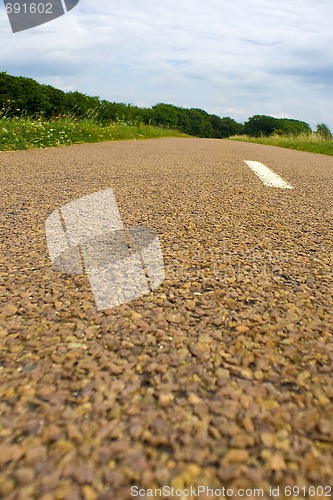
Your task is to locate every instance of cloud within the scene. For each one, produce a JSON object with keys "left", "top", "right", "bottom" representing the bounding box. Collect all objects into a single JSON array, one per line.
[
  {"left": 0, "top": 0, "right": 333, "bottom": 129},
  {"left": 242, "top": 39, "right": 282, "bottom": 47}
]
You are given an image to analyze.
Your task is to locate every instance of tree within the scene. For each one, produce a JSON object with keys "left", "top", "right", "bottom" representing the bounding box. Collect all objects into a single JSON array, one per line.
[
  {"left": 276, "top": 118, "right": 311, "bottom": 136},
  {"left": 316, "top": 123, "right": 333, "bottom": 140},
  {"left": 186, "top": 108, "right": 213, "bottom": 137},
  {"left": 244, "top": 115, "right": 279, "bottom": 137},
  {"left": 210, "top": 115, "right": 243, "bottom": 138},
  {"left": 175, "top": 107, "right": 191, "bottom": 134},
  {"left": 244, "top": 115, "right": 311, "bottom": 137},
  {"left": 151, "top": 103, "right": 179, "bottom": 128}
]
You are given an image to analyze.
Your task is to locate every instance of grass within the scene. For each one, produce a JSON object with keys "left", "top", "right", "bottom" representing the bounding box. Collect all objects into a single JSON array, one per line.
[
  {"left": 229, "top": 134, "right": 333, "bottom": 156},
  {"left": 0, "top": 115, "right": 188, "bottom": 151},
  {"left": 5, "top": 112, "right": 333, "bottom": 156}
]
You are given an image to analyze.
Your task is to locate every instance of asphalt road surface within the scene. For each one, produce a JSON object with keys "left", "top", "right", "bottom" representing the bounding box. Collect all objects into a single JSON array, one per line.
[{"left": 1, "top": 138, "right": 333, "bottom": 499}]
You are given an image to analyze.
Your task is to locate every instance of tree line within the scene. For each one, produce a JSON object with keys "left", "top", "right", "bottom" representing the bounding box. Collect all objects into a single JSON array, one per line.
[{"left": 0, "top": 71, "right": 324, "bottom": 138}]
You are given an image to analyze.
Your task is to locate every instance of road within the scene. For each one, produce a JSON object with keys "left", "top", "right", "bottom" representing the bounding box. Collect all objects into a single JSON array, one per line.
[{"left": 1, "top": 138, "right": 333, "bottom": 499}]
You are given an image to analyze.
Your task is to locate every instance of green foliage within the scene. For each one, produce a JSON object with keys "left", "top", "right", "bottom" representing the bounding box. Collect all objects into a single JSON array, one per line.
[
  {"left": 244, "top": 114, "right": 311, "bottom": 137},
  {"left": 244, "top": 115, "right": 278, "bottom": 137},
  {"left": 0, "top": 115, "right": 188, "bottom": 151},
  {"left": 66, "top": 91, "right": 100, "bottom": 118},
  {"left": 0, "top": 72, "right": 243, "bottom": 139},
  {"left": 211, "top": 116, "right": 244, "bottom": 138},
  {"left": 0, "top": 72, "right": 67, "bottom": 117},
  {"left": 151, "top": 103, "right": 179, "bottom": 128},
  {"left": 1, "top": 72, "right": 320, "bottom": 142},
  {"left": 186, "top": 108, "right": 212, "bottom": 137},
  {"left": 316, "top": 123, "right": 333, "bottom": 140},
  {"left": 274, "top": 118, "right": 311, "bottom": 136}
]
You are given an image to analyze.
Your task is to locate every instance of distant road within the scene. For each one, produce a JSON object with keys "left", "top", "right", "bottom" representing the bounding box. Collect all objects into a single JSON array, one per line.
[{"left": 1, "top": 138, "right": 333, "bottom": 498}]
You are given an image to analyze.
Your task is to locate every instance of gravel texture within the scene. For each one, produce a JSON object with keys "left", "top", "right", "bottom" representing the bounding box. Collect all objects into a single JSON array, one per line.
[{"left": 1, "top": 138, "right": 333, "bottom": 499}]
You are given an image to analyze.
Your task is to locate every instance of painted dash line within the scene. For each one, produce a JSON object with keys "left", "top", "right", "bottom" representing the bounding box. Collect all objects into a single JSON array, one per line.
[{"left": 244, "top": 161, "right": 293, "bottom": 189}]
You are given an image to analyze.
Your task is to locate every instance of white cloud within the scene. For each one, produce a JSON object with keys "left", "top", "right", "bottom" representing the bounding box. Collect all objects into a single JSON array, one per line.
[{"left": 1, "top": 0, "right": 333, "bottom": 129}]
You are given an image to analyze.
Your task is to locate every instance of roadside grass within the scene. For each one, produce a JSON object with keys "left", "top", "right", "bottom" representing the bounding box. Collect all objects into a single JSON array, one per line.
[
  {"left": 0, "top": 116, "right": 189, "bottom": 151},
  {"left": 230, "top": 134, "right": 333, "bottom": 156}
]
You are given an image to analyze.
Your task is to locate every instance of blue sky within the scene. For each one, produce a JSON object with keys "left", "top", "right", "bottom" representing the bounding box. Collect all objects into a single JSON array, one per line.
[{"left": 1, "top": 0, "right": 333, "bottom": 130}]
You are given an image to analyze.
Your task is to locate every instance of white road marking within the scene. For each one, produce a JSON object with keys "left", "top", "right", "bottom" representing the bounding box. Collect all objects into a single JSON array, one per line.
[{"left": 244, "top": 161, "right": 293, "bottom": 189}]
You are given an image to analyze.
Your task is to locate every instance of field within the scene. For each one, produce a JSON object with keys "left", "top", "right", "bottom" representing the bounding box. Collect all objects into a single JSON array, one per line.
[
  {"left": 230, "top": 133, "right": 333, "bottom": 156},
  {"left": 0, "top": 115, "right": 188, "bottom": 151}
]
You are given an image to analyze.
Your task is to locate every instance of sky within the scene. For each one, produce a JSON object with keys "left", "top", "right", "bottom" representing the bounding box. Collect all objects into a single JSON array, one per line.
[{"left": 1, "top": 0, "right": 333, "bottom": 130}]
